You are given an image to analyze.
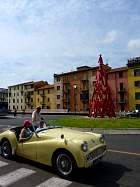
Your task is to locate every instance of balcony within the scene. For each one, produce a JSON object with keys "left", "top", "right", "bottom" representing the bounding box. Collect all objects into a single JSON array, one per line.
[
  {"left": 63, "top": 96, "right": 70, "bottom": 103},
  {"left": 63, "top": 89, "right": 70, "bottom": 94},
  {"left": 118, "top": 88, "right": 126, "bottom": 93},
  {"left": 118, "top": 99, "right": 126, "bottom": 104},
  {"left": 41, "top": 101, "right": 46, "bottom": 105},
  {"left": 40, "top": 94, "right": 45, "bottom": 98},
  {"left": 80, "top": 91, "right": 89, "bottom": 101}
]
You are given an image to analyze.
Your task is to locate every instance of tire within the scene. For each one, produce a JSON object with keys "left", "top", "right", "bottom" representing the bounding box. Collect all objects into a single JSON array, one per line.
[
  {"left": 1, "top": 140, "right": 12, "bottom": 159},
  {"left": 53, "top": 152, "right": 76, "bottom": 178}
]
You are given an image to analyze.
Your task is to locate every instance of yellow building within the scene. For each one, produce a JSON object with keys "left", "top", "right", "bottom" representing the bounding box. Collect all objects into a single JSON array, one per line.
[
  {"left": 127, "top": 57, "right": 140, "bottom": 110},
  {"left": 8, "top": 81, "right": 47, "bottom": 112},
  {"left": 34, "top": 85, "right": 56, "bottom": 111}
]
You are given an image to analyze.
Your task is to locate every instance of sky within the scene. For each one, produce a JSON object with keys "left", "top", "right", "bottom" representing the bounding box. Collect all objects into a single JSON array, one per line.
[{"left": 0, "top": 0, "right": 140, "bottom": 88}]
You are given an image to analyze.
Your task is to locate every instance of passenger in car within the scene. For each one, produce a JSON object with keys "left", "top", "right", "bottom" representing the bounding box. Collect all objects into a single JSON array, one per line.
[{"left": 19, "top": 120, "right": 33, "bottom": 142}]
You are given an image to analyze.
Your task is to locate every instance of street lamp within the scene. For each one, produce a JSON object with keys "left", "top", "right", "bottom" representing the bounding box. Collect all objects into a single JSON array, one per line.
[{"left": 74, "top": 84, "right": 77, "bottom": 114}]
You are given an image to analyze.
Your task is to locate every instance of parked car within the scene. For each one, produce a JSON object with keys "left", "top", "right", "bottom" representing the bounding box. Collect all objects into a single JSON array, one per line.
[
  {"left": 0, "top": 125, "right": 107, "bottom": 178},
  {"left": 126, "top": 110, "right": 140, "bottom": 117}
]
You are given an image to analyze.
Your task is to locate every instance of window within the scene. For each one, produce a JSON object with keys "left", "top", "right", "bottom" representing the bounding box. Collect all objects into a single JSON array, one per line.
[
  {"left": 13, "top": 99, "right": 15, "bottom": 103},
  {"left": 57, "top": 104, "right": 60, "bottom": 109},
  {"left": 136, "top": 104, "right": 140, "bottom": 110},
  {"left": 57, "top": 77, "right": 60, "bottom": 82},
  {"left": 57, "top": 86, "right": 60, "bottom": 90},
  {"left": 134, "top": 69, "right": 140, "bottom": 76},
  {"left": 48, "top": 98, "right": 50, "bottom": 102},
  {"left": 119, "top": 72, "right": 123, "bottom": 78},
  {"left": 48, "top": 90, "right": 50, "bottom": 94},
  {"left": 135, "top": 92, "right": 140, "bottom": 100},
  {"left": 74, "top": 74, "right": 77, "bottom": 80},
  {"left": 57, "top": 95, "right": 60, "bottom": 99},
  {"left": 120, "top": 82, "right": 124, "bottom": 90},
  {"left": 92, "top": 71, "right": 96, "bottom": 76},
  {"left": 134, "top": 81, "right": 140, "bottom": 87}
]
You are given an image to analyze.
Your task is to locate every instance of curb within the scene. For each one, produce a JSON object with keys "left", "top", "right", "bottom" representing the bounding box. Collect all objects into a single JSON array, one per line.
[{"left": 70, "top": 128, "right": 140, "bottom": 134}]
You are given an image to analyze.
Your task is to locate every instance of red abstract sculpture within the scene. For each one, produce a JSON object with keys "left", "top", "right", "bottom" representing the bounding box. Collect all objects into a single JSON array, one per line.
[{"left": 89, "top": 55, "right": 116, "bottom": 118}]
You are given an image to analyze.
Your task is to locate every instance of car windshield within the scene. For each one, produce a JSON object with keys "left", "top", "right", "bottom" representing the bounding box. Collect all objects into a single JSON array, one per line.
[{"left": 36, "top": 125, "right": 63, "bottom": 133}]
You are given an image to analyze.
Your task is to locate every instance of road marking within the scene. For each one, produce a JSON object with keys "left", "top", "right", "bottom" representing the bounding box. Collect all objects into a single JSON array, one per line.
[
  {"left": 108, "top": 149, "right": 140, "bottom": 156},
  {"left": 0, "top": 168, "right": 36, "bottom": 187},
  {"left": 0, "top": 161, "right": 9, "bottom": 167},
  {"left": 36, "top": 177, "right": 72, "bottom": 187}
]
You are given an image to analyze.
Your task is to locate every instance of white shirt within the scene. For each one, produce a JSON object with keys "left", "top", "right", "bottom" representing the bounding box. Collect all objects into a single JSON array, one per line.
[{"left": 32, "top": 110, "right": 41, "bottom": 126}]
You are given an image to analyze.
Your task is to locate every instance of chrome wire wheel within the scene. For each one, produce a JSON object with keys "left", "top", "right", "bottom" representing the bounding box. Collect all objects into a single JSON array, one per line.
[
  {"left": 1, "top": 140, "right": 12, "bottom": 159},
  {"left": 56, "top": 153, "right": 73, "bottom": 177}
]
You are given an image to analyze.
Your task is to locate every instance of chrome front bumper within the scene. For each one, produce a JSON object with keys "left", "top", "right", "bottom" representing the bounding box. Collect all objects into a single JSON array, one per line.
[{"left": 85, "top": 145, "right": 107, "bottom": 167}]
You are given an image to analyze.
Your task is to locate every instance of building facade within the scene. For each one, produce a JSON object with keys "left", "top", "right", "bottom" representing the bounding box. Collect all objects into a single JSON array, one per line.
[
  {"left": 0, "top": 88, "right": 8, "bottom": 114},
  {"left": 54, "top": 66, "right": 108, "bottom": 113},
  {"left": 107, "top": 67, "right": 129, "bottom": 112},
  {"left": 34, "top": 84, "right": 56, "bottom": 110},
  {"left": 127, "top": 57, "right": 140, "bottom": 110},
  {"left": 8, "top": 81, "right": 47, "bottom": 112}
]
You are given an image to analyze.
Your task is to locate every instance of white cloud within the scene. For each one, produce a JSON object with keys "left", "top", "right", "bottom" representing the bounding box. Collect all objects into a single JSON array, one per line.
[
  {"left": 0, "top": 0, "right": 139, "bottom": 88},
  {"left": 102, "top": 31, "right": 118, "bottom": 44},
  {"left": 128, "top": 39, "right": 140, "bottom": 50}
]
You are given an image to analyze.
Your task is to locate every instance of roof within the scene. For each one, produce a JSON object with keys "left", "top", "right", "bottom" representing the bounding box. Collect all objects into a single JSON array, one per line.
[
  {"left": 8, "top": 81, "right": 48, "bottom": 88},
  {"left": 108, "top": 67, "right": 128, "bottom": 73},
  {"left": 8, "top": 81, "right": 34, "bottom": 88},
  {"left": 54, "top": 66, "right": 103, "bottom": 77},
  {"left": 38, "top": 84, "right": 54, "bottom": 90},
  {"left": 0, "top": 88, "right": 8, "bottom": 93}
]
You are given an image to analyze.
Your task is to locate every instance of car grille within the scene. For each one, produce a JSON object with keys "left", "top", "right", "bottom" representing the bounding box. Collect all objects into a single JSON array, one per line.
[{"left": 86, "top": 145, "right": 106, "bottom": 161}]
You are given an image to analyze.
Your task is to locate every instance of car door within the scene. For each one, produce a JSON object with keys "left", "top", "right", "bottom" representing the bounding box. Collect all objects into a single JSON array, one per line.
[
  {"left": 36, "top": 133, "right": 51, "bottom": 164},
  {"left": 17, "top": 133, "right": 37, "bottom": 161}
]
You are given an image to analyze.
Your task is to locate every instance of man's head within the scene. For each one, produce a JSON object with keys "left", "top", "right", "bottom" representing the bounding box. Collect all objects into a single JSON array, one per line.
[{"left": 36, "top": 106, "right": 41, "bottom": 113}]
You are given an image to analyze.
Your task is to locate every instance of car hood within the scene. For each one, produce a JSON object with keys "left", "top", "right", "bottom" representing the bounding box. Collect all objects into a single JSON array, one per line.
[{"left": 38, "top": 127, "right": 101, "bottom": 142}]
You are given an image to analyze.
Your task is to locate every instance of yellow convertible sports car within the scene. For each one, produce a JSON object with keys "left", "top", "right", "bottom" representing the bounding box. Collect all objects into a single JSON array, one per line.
[{"left": 0, "top": 125, "right": 106, "bottom": 178}]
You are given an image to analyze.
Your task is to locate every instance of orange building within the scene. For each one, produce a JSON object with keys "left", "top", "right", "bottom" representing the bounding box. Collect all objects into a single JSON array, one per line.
[
  {"left": 54, "top": 65, "right": 111, "bottom": 113},
  {"left": 107, "top": 67, "right": 129, "bottom": 112}
]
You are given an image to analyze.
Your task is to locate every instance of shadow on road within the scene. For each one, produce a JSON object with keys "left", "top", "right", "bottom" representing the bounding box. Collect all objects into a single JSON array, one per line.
[
  {"left": 71, "top": 161, "right": 132, "bottom": 187},
  {"left": 12, "top": 156, "right": 132, "bottom": 187}
]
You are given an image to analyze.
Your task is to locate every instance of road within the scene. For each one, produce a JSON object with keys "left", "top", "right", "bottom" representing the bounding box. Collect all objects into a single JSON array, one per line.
[{"left": 0, "top": 115, "right": 140, "bottom": 187}]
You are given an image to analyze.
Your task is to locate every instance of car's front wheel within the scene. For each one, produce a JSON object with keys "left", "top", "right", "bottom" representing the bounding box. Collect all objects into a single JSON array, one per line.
[
  {"left": 53, "top": 152, "right": 76, "bottom": 178},
  {"left": 1, "top": 140, "right": 12, "bottom": 159}
]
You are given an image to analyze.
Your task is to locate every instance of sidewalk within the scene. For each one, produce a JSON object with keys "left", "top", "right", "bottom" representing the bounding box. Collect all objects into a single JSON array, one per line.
[{"left": 70, "top": 127, "right": 140, "bottom": 134}]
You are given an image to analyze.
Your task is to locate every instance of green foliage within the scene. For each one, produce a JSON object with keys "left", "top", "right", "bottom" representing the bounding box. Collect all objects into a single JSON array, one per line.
[{"left": 48, "top": 116, "right": 140, "bottom": 128}]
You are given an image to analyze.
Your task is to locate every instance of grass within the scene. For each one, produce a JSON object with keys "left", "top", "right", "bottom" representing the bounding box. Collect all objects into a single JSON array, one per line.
[{"left": 47, "top": 116, "right": 140, "bottom": 129}]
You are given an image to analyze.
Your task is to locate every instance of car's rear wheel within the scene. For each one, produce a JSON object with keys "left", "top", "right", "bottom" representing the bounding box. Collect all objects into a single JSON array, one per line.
[
  {"left": 53, "top": 152, "right": 76, "bottom": 178},
  {"left": 1, "top": 140, "right": 12, "bottom": 159}
]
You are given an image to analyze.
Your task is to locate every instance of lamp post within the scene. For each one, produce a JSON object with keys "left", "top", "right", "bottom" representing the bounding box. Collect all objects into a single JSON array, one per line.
[{"left": 74, "top": 84, "right": 77, "bottom": 114}]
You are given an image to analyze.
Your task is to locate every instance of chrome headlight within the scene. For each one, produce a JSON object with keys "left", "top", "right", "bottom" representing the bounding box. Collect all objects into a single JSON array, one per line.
[
  {"left": 99, "top": 134, "right": 105, "bottom": 143},
  {"left": 81, "top": 141, "right": 88, "bottom": 152}
]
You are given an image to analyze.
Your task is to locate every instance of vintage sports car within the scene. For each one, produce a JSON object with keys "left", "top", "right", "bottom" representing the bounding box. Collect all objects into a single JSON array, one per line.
[{"left": 0, "top": 125, "right": 107, "bottom": 178}]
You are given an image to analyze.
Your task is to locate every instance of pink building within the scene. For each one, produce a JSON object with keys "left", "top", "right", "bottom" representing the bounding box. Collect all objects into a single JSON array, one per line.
[{"left": 107, "top": 67, "right": 129, "bottom": 112}]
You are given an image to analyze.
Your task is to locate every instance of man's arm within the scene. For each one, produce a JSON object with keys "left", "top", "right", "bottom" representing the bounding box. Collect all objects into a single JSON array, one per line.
[{"left": 32, "top": 111, "right": 36, "bottom": 123}]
